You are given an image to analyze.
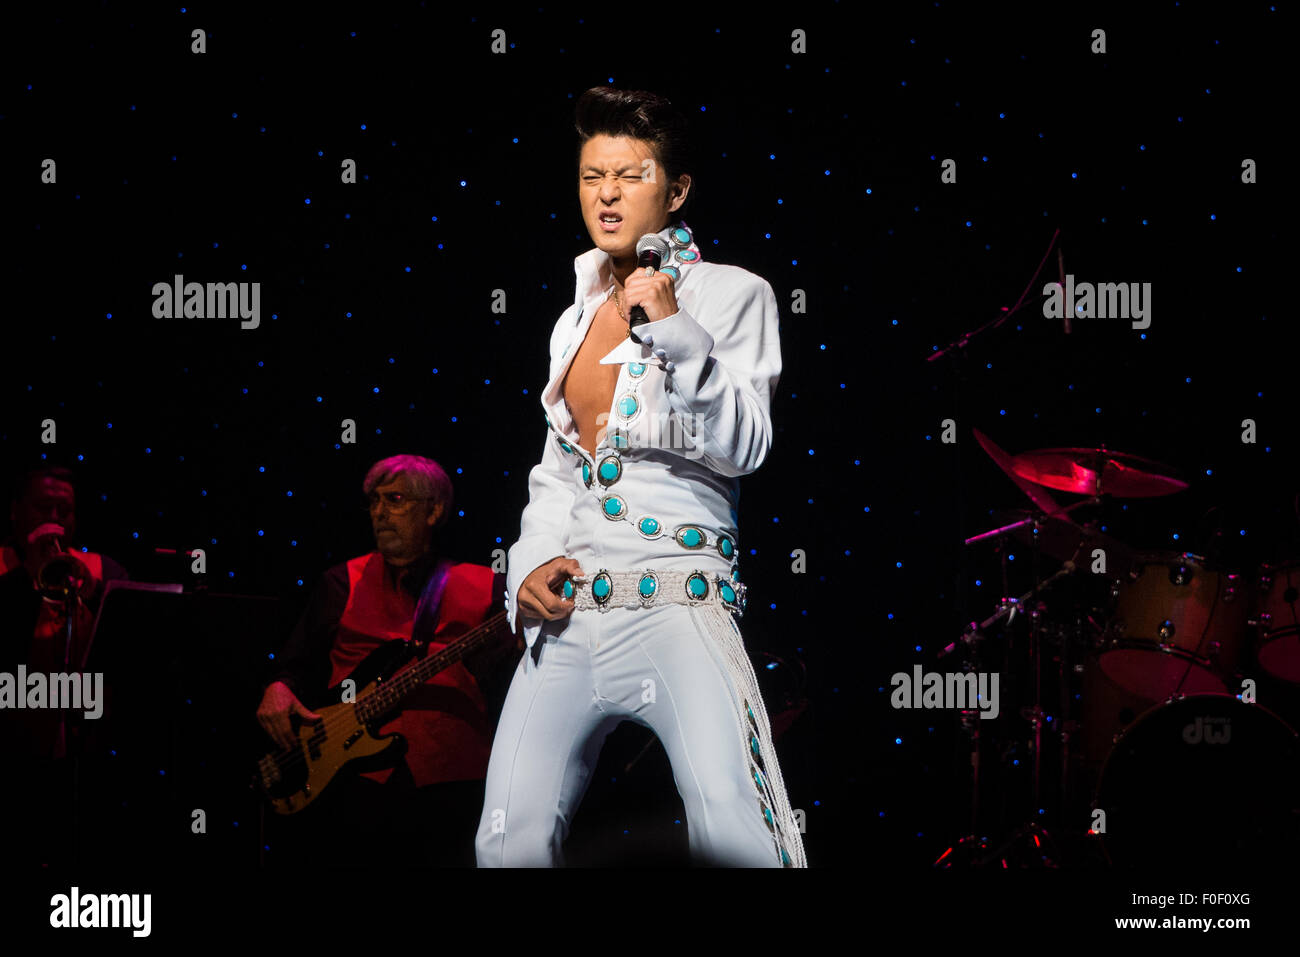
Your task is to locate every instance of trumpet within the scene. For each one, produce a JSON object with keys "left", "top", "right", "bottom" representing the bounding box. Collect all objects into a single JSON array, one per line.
[{"left": 36, "top": 536, "right": 91, "bottom": 601}]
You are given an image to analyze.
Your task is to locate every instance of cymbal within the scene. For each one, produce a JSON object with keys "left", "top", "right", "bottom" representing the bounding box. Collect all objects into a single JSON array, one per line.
[
  {"left": 1010, "top": 447, "right": 1189, "bottom": 498},
  {"left": 972, "top": 428, "right": 1067, "bottom": 516}
]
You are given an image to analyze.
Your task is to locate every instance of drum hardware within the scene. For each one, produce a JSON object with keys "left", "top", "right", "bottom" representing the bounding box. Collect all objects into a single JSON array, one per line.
[
  {"left": 943, "top": 428, "right": 1300, "bottom": 867},
  {"left": 939, "top": 568, "right": 1077, "bottom": 662},
  {"left": 964, "top": 430, "right": 1154, "bottom": 837},
  {"left": 939, "top": 422, "right": 1300, "bottom": 866},
  {"left": 934, "top": 822, "right": 1058, "bottom": 868},
  {"left": 943, "top": 523, "right": 1079, "bottom": 850}
]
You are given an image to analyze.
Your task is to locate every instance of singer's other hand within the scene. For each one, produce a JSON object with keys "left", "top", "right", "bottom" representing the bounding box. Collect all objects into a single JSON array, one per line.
[{"left": 518, "top": 556, "right": 584, "bottom": 621}]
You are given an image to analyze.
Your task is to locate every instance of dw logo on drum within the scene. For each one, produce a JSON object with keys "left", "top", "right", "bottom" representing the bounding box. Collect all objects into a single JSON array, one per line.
[{"left": 1182, "top": 716, "right": 1231, "bottom": 745}]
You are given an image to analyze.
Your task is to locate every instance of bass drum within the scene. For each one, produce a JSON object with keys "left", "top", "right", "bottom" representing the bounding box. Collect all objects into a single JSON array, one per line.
[{"left": 1094, "top": 694, "right": 1300, "bottom": 867}]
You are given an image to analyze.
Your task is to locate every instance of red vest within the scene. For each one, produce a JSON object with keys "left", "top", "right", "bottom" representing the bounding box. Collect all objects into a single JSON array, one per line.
[{"left": 329, "top": 553, "right": 494, "bottom": 787}]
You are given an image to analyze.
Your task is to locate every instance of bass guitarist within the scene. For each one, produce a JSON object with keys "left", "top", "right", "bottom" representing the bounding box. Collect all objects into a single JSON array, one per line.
[{"left": 255, "top": 454, "right": 517, "bottom": 867}]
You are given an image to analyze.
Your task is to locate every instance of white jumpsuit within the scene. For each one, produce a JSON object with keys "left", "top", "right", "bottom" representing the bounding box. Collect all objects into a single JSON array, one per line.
[{"left": 475, "top": 222, "right": 807, "bottom": 867}]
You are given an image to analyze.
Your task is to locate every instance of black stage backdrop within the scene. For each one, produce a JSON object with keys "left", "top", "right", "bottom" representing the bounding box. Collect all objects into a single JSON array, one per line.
[{"left": 1, "top": 1, "right": 1294, "bottom": 936}]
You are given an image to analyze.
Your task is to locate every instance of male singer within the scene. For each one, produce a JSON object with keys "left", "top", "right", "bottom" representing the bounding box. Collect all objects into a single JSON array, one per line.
[{"left": 475, "top": 86, "right": 806, "bottom": 867}]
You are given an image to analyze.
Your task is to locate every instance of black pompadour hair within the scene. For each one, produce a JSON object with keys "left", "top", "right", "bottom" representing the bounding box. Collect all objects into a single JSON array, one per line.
[{"left": 574, "top": 86, "right": 696, "bottom": 220}]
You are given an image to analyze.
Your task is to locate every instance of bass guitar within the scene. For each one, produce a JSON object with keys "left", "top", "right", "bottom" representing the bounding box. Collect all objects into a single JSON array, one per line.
[{"left": 256, "top": 610, "right": 516, "bottom": 814}]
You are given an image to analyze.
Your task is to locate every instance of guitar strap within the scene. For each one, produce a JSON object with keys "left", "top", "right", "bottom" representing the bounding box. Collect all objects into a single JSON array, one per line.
[{"left": 409, "top": 557, "right": 456, "bottom": 655}]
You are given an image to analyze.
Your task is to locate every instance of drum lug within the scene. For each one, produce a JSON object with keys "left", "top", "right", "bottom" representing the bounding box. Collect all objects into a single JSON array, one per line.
[{"left": 1169, "top": 563, "right": 1193, "bottom": 586}]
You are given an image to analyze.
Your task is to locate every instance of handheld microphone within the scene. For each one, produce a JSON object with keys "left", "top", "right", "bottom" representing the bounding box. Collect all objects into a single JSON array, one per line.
[{"left": 627, "top": 234, "right": 671, "bottom": 342}]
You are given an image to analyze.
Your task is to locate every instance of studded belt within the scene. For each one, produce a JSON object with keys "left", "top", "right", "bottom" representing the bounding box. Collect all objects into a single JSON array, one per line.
[{"left": 565, "top": 569, "right": 747, "bottom": 615}]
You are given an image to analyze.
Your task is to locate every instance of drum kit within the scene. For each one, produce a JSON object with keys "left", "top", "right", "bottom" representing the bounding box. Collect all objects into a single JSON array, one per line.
[{"left": 936, "top": 429, "right": 1300, "bottom": 868}]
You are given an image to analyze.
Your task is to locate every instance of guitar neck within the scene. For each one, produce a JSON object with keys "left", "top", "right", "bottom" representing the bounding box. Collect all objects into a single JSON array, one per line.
[{"left": 355, "top": 611, "right": 512, "bottom": 722}]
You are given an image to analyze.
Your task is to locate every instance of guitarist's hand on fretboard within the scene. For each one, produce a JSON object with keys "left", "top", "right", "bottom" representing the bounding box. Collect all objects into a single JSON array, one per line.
[{"left": 256, "top": 680, "right": 322, "bottom": 751}]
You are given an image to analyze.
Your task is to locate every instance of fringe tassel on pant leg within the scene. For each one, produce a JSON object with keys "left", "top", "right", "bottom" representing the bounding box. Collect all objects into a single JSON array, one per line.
[{"left": 692, "top": 603, "right": 808, "bottom": 867}]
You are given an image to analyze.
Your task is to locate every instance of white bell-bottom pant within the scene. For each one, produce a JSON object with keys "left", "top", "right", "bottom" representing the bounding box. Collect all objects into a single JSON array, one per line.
[{"left": 475, "top": 600, "right": 805, "bottom": 867}]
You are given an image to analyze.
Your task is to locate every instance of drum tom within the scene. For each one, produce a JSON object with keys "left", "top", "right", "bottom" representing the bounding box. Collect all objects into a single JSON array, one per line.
[
  {"left": 1255, "top": 560, "right": 1300, "bottom": 684},
  {"left": 1100, "top": 552, "right": 1247, "bottom": 698}
]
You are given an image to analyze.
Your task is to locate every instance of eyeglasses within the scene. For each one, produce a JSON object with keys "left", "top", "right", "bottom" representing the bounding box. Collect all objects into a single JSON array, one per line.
[{"left": 363, "top": 492, "right": 433, "bottom": 515}]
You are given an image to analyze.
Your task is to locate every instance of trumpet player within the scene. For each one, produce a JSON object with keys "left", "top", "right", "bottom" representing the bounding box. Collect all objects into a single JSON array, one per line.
[{"left": 0, "top": 465, "right": 128, "bottom": 758}]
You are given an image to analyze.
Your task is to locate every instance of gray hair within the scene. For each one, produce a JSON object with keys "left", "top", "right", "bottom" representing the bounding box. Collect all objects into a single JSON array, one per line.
[{"left": 362, "top": 454, "right": 454, "bottom": 527}]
